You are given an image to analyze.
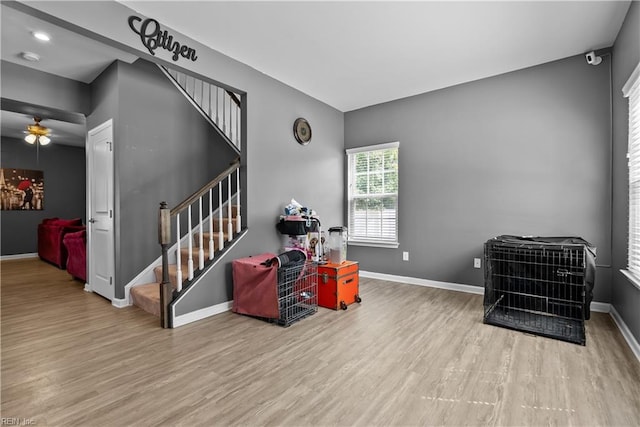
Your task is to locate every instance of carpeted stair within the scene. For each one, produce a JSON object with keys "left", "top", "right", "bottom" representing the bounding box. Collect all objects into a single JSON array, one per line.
[{"left": 130, "top": 205, "right": 239, "bottom": 317}]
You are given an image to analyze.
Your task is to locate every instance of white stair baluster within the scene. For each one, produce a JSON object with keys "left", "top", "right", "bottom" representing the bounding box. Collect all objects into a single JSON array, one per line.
[
  {"left": 187, "top": 205, "right": 194, "bottom": 280},
  {"left": 227, "top": 174, "right": 233, "bottom": 242},
  {"left": 208, "top": 84, "right": 213, "bottom": 120},
  {"left": 175, "top": 214, "right": 182, "bottom": 291},
  {"left": 180, "top": 72, "right": 187, "bottom": 92},
  {"left": 208, "top": 188, "right": 214, "bottom": 259},
  {"left": 215, "top": 87, "right": 220, "bottom": 127},
  {"left": 236, "top": 168, "right": 241, "bottom": 233},
  {"left": 222, "top": 91, "right": 227, "bottom": 134},
  {"left": 229, "top": 98, "right": 235, "bottom": 143},
  {"left": 236, "top": 102, "right": 240, "bottom": 148},
  {"left": 218, "top": 183, "right": 224, "bottom": 251},
  {"left": 198, "top": 196, "right": 204, "bottom": 270}
]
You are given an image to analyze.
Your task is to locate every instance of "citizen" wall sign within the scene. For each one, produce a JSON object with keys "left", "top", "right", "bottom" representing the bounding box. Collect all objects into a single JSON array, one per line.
[{"left": 128, "top": 15, "right": 198, "bottom": 63}]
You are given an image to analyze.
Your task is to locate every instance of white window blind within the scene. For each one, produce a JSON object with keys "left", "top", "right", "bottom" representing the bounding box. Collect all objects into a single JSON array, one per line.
[
  {"left": 624, "top": 62, "right": 640, "bottom": 279},
  {"left": 346, "top": 142, "right": 399, "bottom": 248}
]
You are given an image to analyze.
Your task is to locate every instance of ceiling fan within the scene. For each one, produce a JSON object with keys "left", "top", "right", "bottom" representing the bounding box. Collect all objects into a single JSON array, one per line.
[{"left": 24, "top": 116, "right": 51, "bottom": 145}]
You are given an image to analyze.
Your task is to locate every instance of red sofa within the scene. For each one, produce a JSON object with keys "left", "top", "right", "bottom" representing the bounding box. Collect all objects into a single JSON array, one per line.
[
  {"left": 37, "top": 218, "right": 84, "bottom": 268},
  {"left": 63, "top": 229, "right": 86, "bottom": 282}
]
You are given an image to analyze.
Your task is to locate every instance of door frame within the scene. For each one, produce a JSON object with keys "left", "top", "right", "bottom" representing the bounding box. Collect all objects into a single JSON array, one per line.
[{"left": 86, "top": 118, "right": 115, "bottom": 301}]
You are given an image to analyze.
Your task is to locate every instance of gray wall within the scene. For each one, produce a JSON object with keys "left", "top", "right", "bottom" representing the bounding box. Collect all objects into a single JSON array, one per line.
[
  {"left": 10, "top": 2, "right": 345, "bottom": 314},
  {"left": 612, "top": 2, "right": 640, "bottom": 343},
  {"left": 345, "top": 54, "right": 613, "bottom": 303},
  {"left": 90, "top": 59, "right": 238, "bottom": 298},
  {"left": 1, "top": 136, "right": 86, "bottom": 255},
  {"left": 1, "top": 60, "right": 90, "bottom": 115},
  {"left": 175, "top": 75, "right": 345, "bottom": 315}
]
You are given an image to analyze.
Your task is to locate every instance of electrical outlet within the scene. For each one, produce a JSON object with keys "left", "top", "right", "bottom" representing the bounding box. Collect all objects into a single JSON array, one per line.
[
  {"left": 403, "top": 251, "right": 409, "bottom": 261},
  {"left": 474, "top": 258, "right": 482, "bottom": 269}
]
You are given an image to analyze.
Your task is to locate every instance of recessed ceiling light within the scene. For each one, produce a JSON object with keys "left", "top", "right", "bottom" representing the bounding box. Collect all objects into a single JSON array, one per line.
[
  {"left": 32, "top": 31, "right": 50, "bottom": 42},
  {"left": 20, "top": 51, "right": 40, "bottom": 62}
]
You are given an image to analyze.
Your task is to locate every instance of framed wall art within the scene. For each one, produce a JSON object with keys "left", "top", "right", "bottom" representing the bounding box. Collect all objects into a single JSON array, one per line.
[{"left": 0, "top": 168, "right": 44, "bottom": 211}]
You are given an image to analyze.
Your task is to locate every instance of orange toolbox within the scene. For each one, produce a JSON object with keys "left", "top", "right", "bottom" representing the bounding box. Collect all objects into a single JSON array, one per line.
[{"left": 317, "top": 260, "right": 361, "bottom": 310}]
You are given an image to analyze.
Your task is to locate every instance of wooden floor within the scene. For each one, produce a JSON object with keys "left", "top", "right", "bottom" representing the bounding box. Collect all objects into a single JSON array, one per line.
[{"left": 2, "top": 259, "right": 639, "bottom": 426}]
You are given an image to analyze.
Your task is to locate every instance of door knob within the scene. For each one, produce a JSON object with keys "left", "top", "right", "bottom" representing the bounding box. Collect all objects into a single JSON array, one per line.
[{"left": 88, "top": 218, "right": 97, "bottom": 223}]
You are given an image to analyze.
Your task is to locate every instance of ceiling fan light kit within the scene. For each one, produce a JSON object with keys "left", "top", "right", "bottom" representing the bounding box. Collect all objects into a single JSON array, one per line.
[{"left": 24, "top": 116, "right": 51, "bottom": 145}]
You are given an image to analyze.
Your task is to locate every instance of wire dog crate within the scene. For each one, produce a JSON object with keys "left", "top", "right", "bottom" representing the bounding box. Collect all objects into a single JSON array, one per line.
[
  {"left": 484, "top": 236, "right": 596, "bottom": 345},
  {"left": 276, "top": 259, "right": 318, "bottom": 327}
]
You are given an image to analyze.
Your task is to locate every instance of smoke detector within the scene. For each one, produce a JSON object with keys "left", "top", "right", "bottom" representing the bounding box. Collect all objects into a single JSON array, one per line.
[{"left": 20, "top": 51, "right": 40, "bottom": 62}]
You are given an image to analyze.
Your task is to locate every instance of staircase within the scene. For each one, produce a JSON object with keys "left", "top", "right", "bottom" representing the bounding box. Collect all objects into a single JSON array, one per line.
[
  {"left": 127, "top": 65, "right": 245, "bottom": 327},
  {"left": 130, "top": 204, "right": 240, "bottom": 318},
  {"left": 158, "top": 65, "right": 241, "bottom": 152}
]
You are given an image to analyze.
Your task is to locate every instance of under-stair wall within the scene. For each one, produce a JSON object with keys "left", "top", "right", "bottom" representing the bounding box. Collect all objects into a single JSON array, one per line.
[
  {"left": 125, "top": 60, "right": 247, "bottom": 325},
  {"left": 89, "top": 58, "right": 238, "bottom": 300}
]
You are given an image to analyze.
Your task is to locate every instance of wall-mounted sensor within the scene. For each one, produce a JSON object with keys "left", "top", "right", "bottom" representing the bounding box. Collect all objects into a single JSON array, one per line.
[{"left": 585, "top": 51, "right": 602, "bottom": 66}]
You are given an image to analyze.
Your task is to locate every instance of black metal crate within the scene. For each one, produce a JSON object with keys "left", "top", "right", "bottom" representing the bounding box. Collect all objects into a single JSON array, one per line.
[
  {"left": 483, "top": 236, "right": 596, "bottom": 345},
  {"left": 276, "top": 260, "right": 318, "bottom": 327}
]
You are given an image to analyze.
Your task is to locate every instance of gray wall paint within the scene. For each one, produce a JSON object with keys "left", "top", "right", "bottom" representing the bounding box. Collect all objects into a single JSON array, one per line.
[
  {"left": 175, "top": 77, "right": 345, "bottom": 315},
  {"left": 612, "top": 2, "right": 640, "bottom": 343},
  {"left": 1, "top": 60, "right": 90, "bottom": 115},
  {"left": 1, "top": 137, "right": 86, "bottom": 255},
  {"left": 345, "top": 54, "right": 613, "bottom": 303},
  {"left": 90, "top": 59, "right": 238, "bottom": 299},
  {"left": 12, "top": 2, "right": 344, "bottom": 314}
]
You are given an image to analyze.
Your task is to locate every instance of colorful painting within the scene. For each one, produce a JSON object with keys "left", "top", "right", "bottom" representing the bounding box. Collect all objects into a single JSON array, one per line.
[{"left": 0, "top": 168, "right": 44, "bottom": 211}]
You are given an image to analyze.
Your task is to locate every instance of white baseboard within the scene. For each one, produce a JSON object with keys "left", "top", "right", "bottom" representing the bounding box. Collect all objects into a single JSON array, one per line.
[
  {"left": 173, "top": 300, "right": 233, "bottom": 328},
  {"left": 112, "top": 297, "right": 130, "bottom": 308},
  {"left": 610, "top": 306, "right": 640, "bottom": 363},
  {"left": 590, "top": 301, "right": 611, "bottom": 313},
  {"left": 84, "top": 284, "right": 92, "bottom": 293},
  {"left": 1, "top": 253, "right": 38, "bottom": 261},
  {"left": 360, "top": 270, "right": 484, "bottom": 295}
]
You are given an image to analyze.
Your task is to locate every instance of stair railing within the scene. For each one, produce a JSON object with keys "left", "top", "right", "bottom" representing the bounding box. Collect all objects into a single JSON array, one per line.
[
  {"left": 159, "top": 65, "right": 242, "bottom": 151},
  {"left": 158, "top": 158, "right": 241, "bottom": 328}
]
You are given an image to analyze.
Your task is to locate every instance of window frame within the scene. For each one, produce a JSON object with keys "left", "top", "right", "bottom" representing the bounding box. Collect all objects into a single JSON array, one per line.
[
  {"left": 623, "top": 61, "right": 640, "bottom": 290},
  {"left": 346, "top": 141, "right": 400, "bottom": 248}
]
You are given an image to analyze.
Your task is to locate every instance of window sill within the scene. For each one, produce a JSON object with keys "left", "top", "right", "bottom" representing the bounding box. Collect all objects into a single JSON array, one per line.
[
  {"left": 348, "top": 240, "right": 399, "bottom": 249},
  {"left": 620, "top": 269, "right": 640, "bottom": 292}
]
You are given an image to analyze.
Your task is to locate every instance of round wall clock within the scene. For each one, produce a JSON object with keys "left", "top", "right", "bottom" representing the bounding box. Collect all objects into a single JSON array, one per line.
[{"left": 293, "top": 118, "right": 312, "bottom": 145}]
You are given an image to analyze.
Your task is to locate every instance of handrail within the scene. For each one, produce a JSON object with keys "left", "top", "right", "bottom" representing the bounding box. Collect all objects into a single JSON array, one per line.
[
  {"left": 226, "top": 90, "right": 241, "bottom": 107},
  {"left": 170, "top": 158, "right": 240, "bottom": 216}
]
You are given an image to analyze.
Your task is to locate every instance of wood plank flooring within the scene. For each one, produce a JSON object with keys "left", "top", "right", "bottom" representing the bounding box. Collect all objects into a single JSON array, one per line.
[{"left": 2, "top": 258, "right": 639, "bottom": 426}]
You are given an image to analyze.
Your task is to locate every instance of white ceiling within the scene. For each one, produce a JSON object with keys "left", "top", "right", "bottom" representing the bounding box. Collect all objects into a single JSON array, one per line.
[
  {"left": 0, "top": 0, "right": 632, "bottom": 147},
  {"left": 121, "top": 1, "right": 631, "bottom": 112},
  {"left": 1, "top": 4, "right": 138, "bottom": 147},
  {"left": 1, "top": 5, "right": 137, "bottom": 83}
]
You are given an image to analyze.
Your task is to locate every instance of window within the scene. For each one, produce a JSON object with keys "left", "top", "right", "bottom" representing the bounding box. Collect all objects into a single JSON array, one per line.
[
  {"left": 624, "top": 62, "right": 640, "bottom": 282},
  {"left": 346, "top": 142, "right": 399, "bottom": 248}
]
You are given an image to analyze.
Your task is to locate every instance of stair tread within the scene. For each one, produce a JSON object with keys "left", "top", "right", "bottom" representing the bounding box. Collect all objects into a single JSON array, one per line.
[
  {"left": 153, "top": 264, "right": 188, "bottom": 285},
  {"left": 130, "top": 282, "right": 161, "bottom": 317}
]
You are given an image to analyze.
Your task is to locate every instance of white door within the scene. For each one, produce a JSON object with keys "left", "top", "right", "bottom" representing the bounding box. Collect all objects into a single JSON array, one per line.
[{"left": 87, "top": 119, "right": 114, "bottom": 301}]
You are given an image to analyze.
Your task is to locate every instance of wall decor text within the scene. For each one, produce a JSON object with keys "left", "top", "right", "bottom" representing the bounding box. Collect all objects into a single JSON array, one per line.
[{"left": 128, "top": 15, "right": 198, "bottom": 62}]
